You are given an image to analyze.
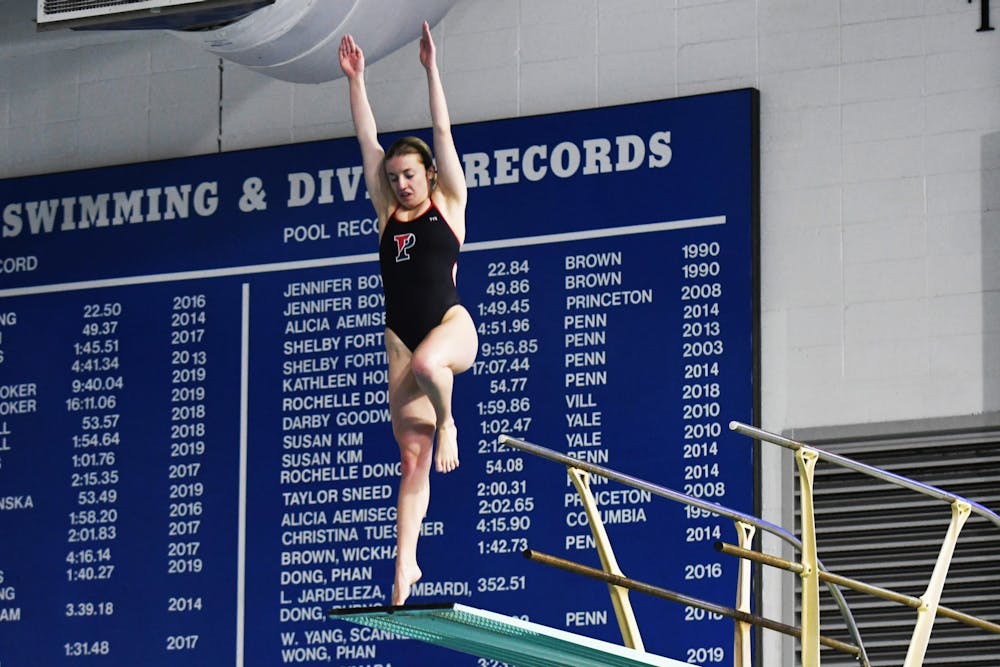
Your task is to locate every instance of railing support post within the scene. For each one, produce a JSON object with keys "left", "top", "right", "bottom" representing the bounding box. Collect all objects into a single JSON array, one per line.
[
  {"left": 903, "top": 499, "right": 972, "bottom": 667},
  {"left": 796, "top": 448, "right": 821, "bottom": 667},
  {"left": 567, "top": 467, "right": 645, "bottom": 651},
  {"left": 733, "top": 521, "right": 756, "bottom": 667}
]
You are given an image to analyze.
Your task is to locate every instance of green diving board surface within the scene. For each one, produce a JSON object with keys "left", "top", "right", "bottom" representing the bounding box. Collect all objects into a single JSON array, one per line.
[{"left": 328, "top": 602, "right": 697, "bottom": 667}]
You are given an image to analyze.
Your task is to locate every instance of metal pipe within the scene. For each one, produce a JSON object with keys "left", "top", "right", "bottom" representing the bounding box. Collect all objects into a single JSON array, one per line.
[
  {"left": 728, "top": 422, "right": 1000, "bottom": 531},
  {"left": 499, "top": 434, "right": 793, "bottom": 544},
  {"left": 715, "top": 542, "right": 1000, "bottom": 635},
  {"left": 522, "top": 549, "right": 862, "bottom": 657}
]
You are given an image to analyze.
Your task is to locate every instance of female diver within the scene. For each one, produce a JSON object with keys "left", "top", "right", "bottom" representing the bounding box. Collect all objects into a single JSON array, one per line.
[{"left": 339, "top": 21, "right": 478, "bottom": 606}]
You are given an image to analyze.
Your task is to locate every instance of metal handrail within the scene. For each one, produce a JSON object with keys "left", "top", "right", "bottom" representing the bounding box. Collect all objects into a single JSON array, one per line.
[
  {"left": 522, "top": 548, "right": 863, "bottom": 658},
  {"left": 497, "top": 434, "right": 871, "bottom": 667},
  {"left": 728, "top": 421, "right": 1000, "bottom": 667},
  {"left": 714, "top": 541, "right": 1000, "bottom": 635},
  {"left": 728, "top": 421, "right": 1000, "bottom": 530}
]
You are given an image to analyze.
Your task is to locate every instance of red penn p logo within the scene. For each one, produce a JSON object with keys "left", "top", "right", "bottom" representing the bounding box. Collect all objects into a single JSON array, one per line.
[{"left": 393, "top": 233, "right": 416, "bottom": 262}]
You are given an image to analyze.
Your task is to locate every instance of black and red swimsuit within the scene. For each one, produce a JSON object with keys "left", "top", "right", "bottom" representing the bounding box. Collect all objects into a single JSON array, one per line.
[{"left": 378, "top": 202, "right": 461, "bottom": 351}]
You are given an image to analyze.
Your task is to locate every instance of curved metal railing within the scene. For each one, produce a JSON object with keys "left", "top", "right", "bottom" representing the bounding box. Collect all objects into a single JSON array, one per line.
[
  {"left": 500, "top": 425, "right": 1000, "bottom": 667},
  {"left": 497, "top": 433, "right": 870, "bottom": 667}
]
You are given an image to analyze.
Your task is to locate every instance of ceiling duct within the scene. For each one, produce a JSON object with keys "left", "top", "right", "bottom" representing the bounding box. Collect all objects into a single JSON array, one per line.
[
  {"left": 171, "top": 0, "right": 463, "bottom": 83},
  {"left": 37, "top": 0, "right": 463, "bottom": 83},
  {"left": 36, "top": 0, "right": 274, "bottom": 31}
]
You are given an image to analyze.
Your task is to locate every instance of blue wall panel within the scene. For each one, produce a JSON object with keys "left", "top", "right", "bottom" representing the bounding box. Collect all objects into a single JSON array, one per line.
[{"left": 0, "top": 89, "right": 759, "bottom": 666}]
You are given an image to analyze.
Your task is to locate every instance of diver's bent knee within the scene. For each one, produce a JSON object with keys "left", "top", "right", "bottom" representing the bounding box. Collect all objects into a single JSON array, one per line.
[{"left": 408, "top": 349, "right": 442, "bottom": 385}]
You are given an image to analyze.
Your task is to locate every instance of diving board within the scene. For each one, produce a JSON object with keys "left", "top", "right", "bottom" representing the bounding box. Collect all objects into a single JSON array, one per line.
[{"left": 328, "top": 603, "right": 697, "bottom": 667}]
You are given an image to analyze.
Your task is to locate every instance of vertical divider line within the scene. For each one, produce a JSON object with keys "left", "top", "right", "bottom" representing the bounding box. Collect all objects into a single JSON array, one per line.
[
  {"left": 218, "top": 58, "right": 225, "bottom": 153},
  {"left": 236, "top": 282, "right": 250, "bottom": 666}
]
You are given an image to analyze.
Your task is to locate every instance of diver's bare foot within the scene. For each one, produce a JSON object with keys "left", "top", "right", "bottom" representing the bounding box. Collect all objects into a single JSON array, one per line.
[
  {"left": 435, "top": 421, "right": 459, "bottom": 473},
  {"left": 392, "top": 564, "right": 422, "bottom": 606}
]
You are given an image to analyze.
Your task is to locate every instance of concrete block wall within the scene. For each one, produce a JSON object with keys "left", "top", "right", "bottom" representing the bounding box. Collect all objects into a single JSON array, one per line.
[
  {"left": 2, "top": 0, "right": 996, "bottom": 431},
  {"left": 1, "top": 1, "right": 998, "bottom": 663}
]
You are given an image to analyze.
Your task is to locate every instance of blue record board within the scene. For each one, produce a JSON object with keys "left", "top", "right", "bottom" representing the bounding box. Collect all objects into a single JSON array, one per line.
[{"left": 0, "top": 89, "right": 759, "bottom": 666}]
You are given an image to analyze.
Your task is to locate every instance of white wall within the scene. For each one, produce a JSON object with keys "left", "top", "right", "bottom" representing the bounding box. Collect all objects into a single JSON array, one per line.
[
  {"left": 2, "top": 0, "right": 999, "bottom": 663},
  {"left": 3, "top": 0, "right": 997, "bottom": 428}
]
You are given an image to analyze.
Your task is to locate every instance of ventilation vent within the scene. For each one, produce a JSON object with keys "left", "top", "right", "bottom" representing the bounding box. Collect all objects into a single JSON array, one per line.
[
  {"left": 37, "top": 0, "right": 273, "bottom": 31},
  {"left": 793, "top": 428, "right": 1000, "bottom": 667}
]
